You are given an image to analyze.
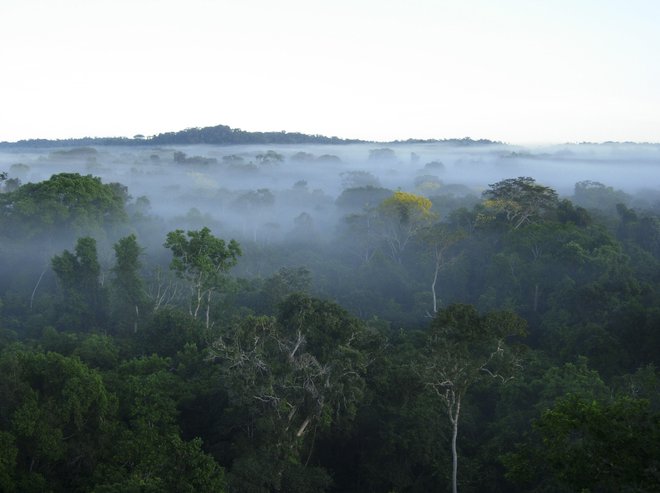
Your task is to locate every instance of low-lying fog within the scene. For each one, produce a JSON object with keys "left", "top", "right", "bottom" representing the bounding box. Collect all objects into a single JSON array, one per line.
[{"left": 2, "top": 141, "right": 660, "bottom": 247}]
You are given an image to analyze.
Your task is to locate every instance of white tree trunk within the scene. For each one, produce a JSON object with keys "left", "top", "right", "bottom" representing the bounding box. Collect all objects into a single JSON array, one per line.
[
  {"left": 431, "top": 254, "right": 441, "bottom": 314},
  {"left": 450, "top": 393, "right": 461, "bottom": 493}
]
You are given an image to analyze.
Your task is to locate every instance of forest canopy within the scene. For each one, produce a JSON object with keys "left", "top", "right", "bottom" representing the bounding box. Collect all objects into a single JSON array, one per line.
[{"left": 0, "top": 141, "right": 659, "bottom": 492}]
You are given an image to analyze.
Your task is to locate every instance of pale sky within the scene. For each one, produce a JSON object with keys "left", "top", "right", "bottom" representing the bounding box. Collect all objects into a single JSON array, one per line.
[{"left": 1, "top": 0, "right": 659, "bottom": 144}]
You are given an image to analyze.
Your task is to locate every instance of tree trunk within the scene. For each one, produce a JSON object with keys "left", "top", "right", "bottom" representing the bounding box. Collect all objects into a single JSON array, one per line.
[
  {"left": 205, "top": 289, "right": 212, "bottom": 329},
  {"left": 431, "top": 252, "right": 441, "bottom": 314},
  {"left": 450, "top": 393, "right": 461, "bottom": 493},
  {"left": 296, "top": 416, "right": 311, "bottom": 437},
  {"left": 30, "top": 269, "right": 46, "bottom": 310}
]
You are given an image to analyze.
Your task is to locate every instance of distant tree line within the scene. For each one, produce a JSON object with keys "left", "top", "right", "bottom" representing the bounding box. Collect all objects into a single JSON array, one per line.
[
  {"left": 0, "top": 124, "right": 506, "bottom": 148},
  {"left": 0, "top": 124, "right": 363, "bottom": 148}
]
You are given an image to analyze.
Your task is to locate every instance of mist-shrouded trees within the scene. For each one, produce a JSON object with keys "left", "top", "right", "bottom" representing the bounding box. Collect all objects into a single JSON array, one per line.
[
  {"left": 5, "top": 139, "right": 660, "bottom": 493},
  {"left": 377, "top": 191, "right": 437, "bottom": 262},
  {"left": 419, "top": 304, "right": 526, "bottom": 493},
  {"left": 232, "top": 188, "right": 276, "bottom": 243},
  {"left": 51, "top": 237, "right": 106, "bottom": 331},
  {"left": 335, "top": 186, "right": 393, "bottom": 212},
  {"left": 340, "top": 170, "right": 381, "bottom": 189},
  {"left": 418, "top": 224, "right": 466, "bottom": 314},
  {"left": 164, "top": 227, "right": 241, "bottom": 328},
  {"left": 0, "top": 173, "right": 128, "bottom": 240},
  {"left": 109, "top": 234, "right": 149, "bottom": 334},
  {"left": 573, "top": 180, "right": 631, "bottom": 212},
  {"left": 257, "top": 266, "right": 312, "bottom": 314},
  {"left": 368, "top": 148, "right": 397, "bottom": 162},
  {"left": 482, "top": 177, "right": 558, "bottom": 230}
]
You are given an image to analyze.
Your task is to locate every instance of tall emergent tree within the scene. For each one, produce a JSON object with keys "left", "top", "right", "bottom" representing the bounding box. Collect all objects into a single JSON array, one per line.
[
  {"left": 420, "top": 304, "right": 526, "bottom": 493},
  {"left": 164, "top": 227, "right": 241, "bottom": 328},
  {"left": 482, "top": 177, "right": 558, "bottom": 230}
]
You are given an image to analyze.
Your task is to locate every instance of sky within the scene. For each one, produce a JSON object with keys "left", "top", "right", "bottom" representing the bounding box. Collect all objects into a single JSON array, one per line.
[{"left": 1, "top": 0, "right": 659, "bottom": 144}]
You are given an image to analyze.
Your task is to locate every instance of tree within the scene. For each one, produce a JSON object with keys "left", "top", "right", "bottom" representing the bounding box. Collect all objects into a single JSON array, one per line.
[
  {"left": 335, "top": 186, "right": 393, "bottom": 212},
  {"left": 164, "top": 227, "right": 241, "bottom": 328},
  {"left": 0, "top": 430, "right": 17, "bottom": 493},
  {"left": 0, "top": 350, "right": 111, "bottom": 491},
  {"left": 109, "top": 234, "right": 149, "bottom": 334},
  {"left": 504, "top": 394, "right": 660, "bottom": 492},
  {"left": 418, "top": 224, "right": 466, "bottom": 314},
  {"left": 0, "top": 173, "right": 128, "bottom": 240},
  {"left": 419, "top": 304, "right": 526, "bottom": 493},
  {"left": 255, "top": 150, "right": 284, "bottom": 165},
  {"left": 378, "top": 191, "right": 436, "bottom": 262},
  {"left": 368, "top": 148, "right": 397, "bottom": 162},
  {"left": 259, "top": 266, "right": 311, "bottom": 314},
  {"left": 51, "top": 237, "right": 106, "bottom": 330},
  {"left": 573, "top": 180, "right": 630, "bottom": 212},
  {"left": 337, "top": 207, "right": 382, "bottom": 265},
  {"left": 232, "top": 189, "right": 276, "bottom": 242},
  {"left": 340, "top": 170, "right": 381, "bottom": 189},
  {"left": 209, "top": 294, "right": 374, "bottom": 491},
  {"left": 482, "top": 177, "right": 558, "bottom": 230},
  {"left": 95, "top": 355, "right": 226, "bottom": 492}
]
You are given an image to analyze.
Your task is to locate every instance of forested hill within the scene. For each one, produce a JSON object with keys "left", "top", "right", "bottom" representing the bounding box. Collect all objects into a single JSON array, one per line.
[{"left": 0, "top": 123, "right": 500, "bottom": 147}]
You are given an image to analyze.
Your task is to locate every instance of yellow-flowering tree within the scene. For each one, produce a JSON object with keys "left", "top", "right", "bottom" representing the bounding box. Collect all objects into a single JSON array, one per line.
[{"left": 378, "top": 191, "right": 437, "bottom": 262}]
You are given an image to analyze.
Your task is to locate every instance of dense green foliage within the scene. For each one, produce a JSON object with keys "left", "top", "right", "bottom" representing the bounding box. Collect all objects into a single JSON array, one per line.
[
  {"left": 0, "top": 169, "right": 659, "bottom": 492},
  {"left": 0, "top": 173, "right": 127, "bottom": 240}
]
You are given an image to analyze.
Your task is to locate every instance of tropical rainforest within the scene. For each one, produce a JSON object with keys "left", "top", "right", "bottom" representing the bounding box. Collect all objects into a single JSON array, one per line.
[{"left": 0, "top": 132, "right": 659, "bottom": 492}]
